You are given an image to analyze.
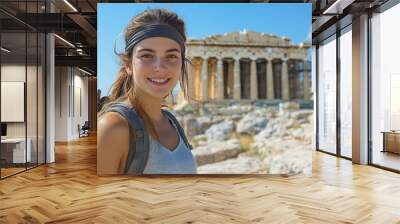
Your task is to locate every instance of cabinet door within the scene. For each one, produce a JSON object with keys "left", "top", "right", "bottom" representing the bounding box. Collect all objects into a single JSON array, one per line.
[
  {"left": 1, "top": 144, "right": 13, "bottom": 164},
  {"left": 386, "top": 133, "right": 400, "bottom": 154}
]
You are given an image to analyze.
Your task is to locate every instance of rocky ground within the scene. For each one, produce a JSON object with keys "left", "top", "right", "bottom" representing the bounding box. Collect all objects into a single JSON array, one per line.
[{"left": 173, "top": 101, "right": 313, "bottom": 175}]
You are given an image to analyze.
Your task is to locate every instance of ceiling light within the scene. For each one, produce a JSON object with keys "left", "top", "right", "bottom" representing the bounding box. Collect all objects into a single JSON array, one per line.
[
  {"left": 63, "top": 0, "right": 78, "bottom": 12},
  {"left": 78, "top": 67, "right": 92, "bottom": 76},
  {"left": 323, "top": 0, "right": 355, "bottom": 15},
  {"left": 1, "top": 47, "right": 11, "bottom": 53},
  {"left": 54, "top": 34, "right": 75, "bottom": 48}
]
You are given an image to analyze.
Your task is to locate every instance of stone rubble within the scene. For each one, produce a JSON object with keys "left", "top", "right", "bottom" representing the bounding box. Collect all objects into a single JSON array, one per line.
[
  {"left": 192, "top": 139, "right": 241, "bottom": 166},
  {"left": 174, "top": 101, "right": 313, "bottom": 174}
]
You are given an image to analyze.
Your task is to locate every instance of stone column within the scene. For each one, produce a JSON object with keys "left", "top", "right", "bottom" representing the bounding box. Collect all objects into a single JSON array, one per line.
[
  {"left": 303, "top": 59, "right": 310, "bottom": 100},
  {"left": 187, "top": 58, "right": 194, "bottom": 100},
  {"left": 208, "top": 60, "right": 215, "bottom": 99},
  {"left": 250, "top": 58, "right": 258, "bottom": 100},
  {"left": 196, "top": 60, "right": 202, "bottom": 100},
  {"left": 266, "top": 59, "right": 274, "bottom": 100},
  {"left": 201, "top": 57, "right": 208, "bottom": 101},
  {"left": 216, "top": 58, "right": 224, "bottom": 100},
  {"left": 233, "top": 57, "right": 241, "bottom": 100},
  {"left": 281, "top": 59, "right": 289, "bottom": 100},
  {"left": 227, "top": 59, "right": 234, "bottom": 98}
]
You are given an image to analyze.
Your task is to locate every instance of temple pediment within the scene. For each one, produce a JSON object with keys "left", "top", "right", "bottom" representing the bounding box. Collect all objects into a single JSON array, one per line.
[{"left": 188, "top": 30, "right": 293, "bottom": 46}]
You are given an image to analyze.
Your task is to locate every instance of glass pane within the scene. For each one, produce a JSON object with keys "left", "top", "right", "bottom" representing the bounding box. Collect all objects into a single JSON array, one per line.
[
  {"left": 27, "top": 31, "right": 38, "bottom": 169},
  {"left": 1, "top": 31, "right": 27, "bottom": 177},
  {"left": 317, "top": 35, "right": 337, "bottom": 154},
  {"left": 371, "top": 4, "right": 400, "bottom": 171},
  {"left": 0, "top": 1, "right": 46, "bottom": 178},
  {"left": 339, "top": 28, "right": 352, "bottom": 158},
  {"left": 38, "top": 32, "right": 45, "bottom": 165}
]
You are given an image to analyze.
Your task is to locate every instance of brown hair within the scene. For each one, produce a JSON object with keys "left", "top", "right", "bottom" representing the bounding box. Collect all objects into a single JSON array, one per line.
[{"left": 99, "top": 8, "right": 191, "bottom": 140}]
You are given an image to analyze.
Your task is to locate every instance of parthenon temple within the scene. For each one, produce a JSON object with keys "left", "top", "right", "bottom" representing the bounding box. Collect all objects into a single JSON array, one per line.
[{"left": 184, "top": 30, "right": 311, "bottom": 102}]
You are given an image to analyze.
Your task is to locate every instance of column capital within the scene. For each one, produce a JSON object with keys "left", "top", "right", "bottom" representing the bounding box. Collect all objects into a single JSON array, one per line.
[
  {"left": 216, "top": 57, "right": 224, "bottom": 62},
  {"left": 192, "top": 57, "right": 200, "bottom": 65},
  {"left": 265, "top": 57, "right": 274, "bottom": 62},
  {"left": 225, "top": 58, "right": 234, "bottom": 63},
  {"left": 233, "top": 56, "right": 241, "bottom": 61},
  {"left": 201, "top": 56, "right": 210, "bottom": 61}
]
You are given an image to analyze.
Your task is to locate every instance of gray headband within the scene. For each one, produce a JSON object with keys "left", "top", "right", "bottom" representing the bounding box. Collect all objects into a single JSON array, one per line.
[{"left": 125, "top": 24, "right": 185, "bottom": 53}]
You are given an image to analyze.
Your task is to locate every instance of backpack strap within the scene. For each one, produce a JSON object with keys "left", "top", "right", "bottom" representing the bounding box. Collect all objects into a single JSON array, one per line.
[
  {"left": 162, "top": 108, "right": 193, "bottom": 150},
  {"left": 107, "top": 103, "right": 149, "bottom": 175}
]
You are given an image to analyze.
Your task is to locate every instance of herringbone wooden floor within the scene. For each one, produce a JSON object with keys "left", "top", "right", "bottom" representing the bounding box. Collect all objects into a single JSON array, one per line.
[{"left": 1, "top": 135, "right": 399, "bottom": 223}]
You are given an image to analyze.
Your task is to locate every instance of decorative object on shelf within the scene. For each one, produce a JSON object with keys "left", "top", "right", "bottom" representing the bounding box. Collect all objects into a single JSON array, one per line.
[{"left": 381, "top": 131, "right": 400, "bottom": 155}]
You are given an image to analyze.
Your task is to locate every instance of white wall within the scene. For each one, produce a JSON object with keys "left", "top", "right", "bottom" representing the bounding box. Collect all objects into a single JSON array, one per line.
[
  {"left": 54, "top": 66, "right": 68, "bottom": 141},
  {"left": 1, "top": 82, "right": 25, "bottom": 122},
  {"left": 54, "top": 67, "right": 89, "bottom": 141},
  {"left": 1, "top": 65, "right": 26, "bottom": 130},
  {"left": 1, "top": 65, "right": 34, "bottom": 138},
  {"left": 1, "top": 62, "right": 46, "bottom": 164}
]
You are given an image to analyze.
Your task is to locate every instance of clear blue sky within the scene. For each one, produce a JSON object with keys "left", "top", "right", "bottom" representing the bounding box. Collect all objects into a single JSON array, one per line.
[{"left": 98, "top": 3, "right": 311, "bottom": 97}]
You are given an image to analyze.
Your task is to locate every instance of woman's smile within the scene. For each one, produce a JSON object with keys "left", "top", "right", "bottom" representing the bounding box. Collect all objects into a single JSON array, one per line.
[{"left": 147, "top": 77, "right": 171, "bottom": 88}]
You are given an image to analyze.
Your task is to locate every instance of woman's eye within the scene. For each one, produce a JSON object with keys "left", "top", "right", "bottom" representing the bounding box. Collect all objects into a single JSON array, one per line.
[
  {"left": 141, "top": 54, "right": 153, "bottom": 59},
  {"left": 167, "top": 54, "right": 178, "bottom": 58}
]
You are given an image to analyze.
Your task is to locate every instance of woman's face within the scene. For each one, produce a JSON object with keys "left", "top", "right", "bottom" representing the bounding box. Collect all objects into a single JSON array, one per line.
[{"left": 129, "top": 37, "right": 182, "bottom": 100}]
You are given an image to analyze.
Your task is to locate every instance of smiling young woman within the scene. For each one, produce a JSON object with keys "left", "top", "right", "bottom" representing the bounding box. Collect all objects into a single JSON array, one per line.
[{"left": 97, "top": 9, "right": 197, "bottom": 175}]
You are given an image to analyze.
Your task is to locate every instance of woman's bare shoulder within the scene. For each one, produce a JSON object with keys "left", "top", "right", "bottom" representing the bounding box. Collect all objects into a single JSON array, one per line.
[
  {"left": 98, "top": 112, "right": 129, "bottom": 130},
  {"left": 97, "top": 112, "right": 130, "bottom": 175}
]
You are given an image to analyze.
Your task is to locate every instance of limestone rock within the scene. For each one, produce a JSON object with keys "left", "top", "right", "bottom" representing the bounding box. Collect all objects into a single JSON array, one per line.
[
  {"left": 279, "top": 101, "right": 300, "bottom": 113},
  {"left": 205, "top": 120, "right": 234, "bottom": 141},
  {"left": 173, "top": 101, "right": 313, "bottom": 174},
  {"left": 291, "top": 123, "right": 313, "bottom": 143},
  {"left": 197, "top": 153, "right": 264, "bottom": 174},
  {"left": 236, "top": 113, "right": 268, "bottom": 135},
  {"left": 218, "top": 104, "right": 251, "bottom": 116},
  {"left": 190, "top": 134, "right": 208, "bottom": 147},
  {"left": 290, "top": 109, "right": 312, "bottom": 119},
  {"left": 196, "top": 116, "right": 220, "bottom": 134},
  {"left": 254, "top": 127, "right": 276, "bottom": 141},
  {"left": 192, "top": 139, "right": 241, "bottom": 166},
  {"left": 183, "top": 115, "right": 199, "bottom": 138}
]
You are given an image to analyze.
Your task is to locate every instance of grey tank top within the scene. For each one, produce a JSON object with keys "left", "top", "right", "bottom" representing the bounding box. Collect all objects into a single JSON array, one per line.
[{"left": 142, "top": 117, "right": 197, "bottom": 174}]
